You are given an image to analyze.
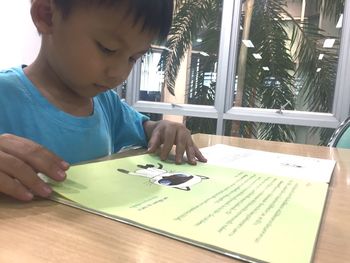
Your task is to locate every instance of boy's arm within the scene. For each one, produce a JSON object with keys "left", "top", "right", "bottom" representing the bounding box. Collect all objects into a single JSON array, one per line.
[
  {"left": 143, "top": 120, "right": 207, "bottom": 165},
  {"left": 0, "top": 134, "right": 69, "bottom": 201}
]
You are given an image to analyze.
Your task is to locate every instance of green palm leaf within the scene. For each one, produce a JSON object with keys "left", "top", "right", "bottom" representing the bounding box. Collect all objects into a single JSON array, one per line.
[
  {"left": 161, "top": 0, "right": 343, "bottom": 144},
  {"left": 160, "top": 0, "right": 219, "bottom": 95}
]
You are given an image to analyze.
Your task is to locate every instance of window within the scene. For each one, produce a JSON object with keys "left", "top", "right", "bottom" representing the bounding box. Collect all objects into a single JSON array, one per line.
[{"left": 124, "top": 0, "right": 350, "bottom": 145}]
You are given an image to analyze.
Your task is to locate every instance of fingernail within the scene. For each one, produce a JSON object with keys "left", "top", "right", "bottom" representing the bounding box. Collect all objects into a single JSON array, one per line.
[
  {"left": 42, "top": 185, "right": 52, "bottom": 195},
  {"left": 57, "top": 170, "right": 66, "bottom": 179},
  {"left": 190, "top": 158, "right": 197, "bottom": 165},
  {"left": 61, "top": 161, "right": 70, "bottom": 169},
  {"left": 24, "top": 191, "right": 34, "bottom": 200}
]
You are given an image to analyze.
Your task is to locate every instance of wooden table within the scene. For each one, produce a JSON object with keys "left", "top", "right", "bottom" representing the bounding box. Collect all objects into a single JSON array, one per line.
[{"left": 1, "top": 134, "right": 349, "bottom": 262}]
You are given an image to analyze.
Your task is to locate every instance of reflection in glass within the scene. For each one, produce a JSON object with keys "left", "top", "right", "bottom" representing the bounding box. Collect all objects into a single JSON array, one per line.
[
  {"left": 137, "top": 1, "right": 343, "bottom": 143},
  {"left": 186, "top": 116, "right": 217, "bottom": 135},
  {"left": 140, "top": 48, "right": 164, "bottom": 102},
  {"left": 139, "top": 112, "right": 217, "bottom": 136},
  {"left": 140, "top": 112, "right": 162, "bottom": 122},
  {"left": 139, "top": 1, "right": 223, "bottom": 107},
  {"left": 114, "top": 81, "right": 126, "bottom": 100},
  {"left": 230, "top": 0, "right": 343, "bottom": 140},
  {"left": 225, "top": 120, "right": 335, "bottom": 145},
  {"left": 234, "top": 0, "right": 343, "bottom": 112}
]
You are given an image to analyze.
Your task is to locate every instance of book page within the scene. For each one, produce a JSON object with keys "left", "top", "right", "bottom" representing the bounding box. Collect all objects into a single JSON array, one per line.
[
  {"left": 200, "top": 144, "right": 336, "bottom": 183},
  {"left": 50, "top": 154, "right": 328, "bottom": 263}
]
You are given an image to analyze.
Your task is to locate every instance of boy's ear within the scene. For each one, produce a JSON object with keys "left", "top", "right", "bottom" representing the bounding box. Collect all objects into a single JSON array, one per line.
[{"left": 30, "top": 0, "right": 54, "bottom": 34}]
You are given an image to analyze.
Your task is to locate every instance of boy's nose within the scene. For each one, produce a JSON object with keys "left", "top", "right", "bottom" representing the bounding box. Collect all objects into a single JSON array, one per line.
[{"left": 106, "top": 64, "right": 132, "bottom": 85}]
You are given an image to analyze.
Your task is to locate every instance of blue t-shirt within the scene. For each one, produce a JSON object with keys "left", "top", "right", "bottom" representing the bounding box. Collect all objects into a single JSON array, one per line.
[{"left": 0, "top": 66, "right": 149, "bottom": 164}]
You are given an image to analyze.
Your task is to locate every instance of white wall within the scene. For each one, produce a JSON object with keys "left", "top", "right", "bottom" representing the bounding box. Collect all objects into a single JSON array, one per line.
[{"left": 0, "top": 1, "right": 40, "bottom": 70}]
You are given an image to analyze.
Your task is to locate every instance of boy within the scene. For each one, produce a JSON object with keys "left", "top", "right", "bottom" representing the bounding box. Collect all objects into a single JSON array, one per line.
[{"left": 0, "top": 0, "right": 206, "bottom": 201}]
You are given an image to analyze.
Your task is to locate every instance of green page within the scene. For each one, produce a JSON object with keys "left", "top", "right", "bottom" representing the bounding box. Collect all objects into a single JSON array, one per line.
[{"left": 50, "top": 154, "right": 328, "bottom": 263}]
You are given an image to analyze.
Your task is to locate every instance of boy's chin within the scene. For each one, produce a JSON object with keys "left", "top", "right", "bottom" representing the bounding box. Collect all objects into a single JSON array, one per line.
[{"left": 94, "top": 84, "right": 112, "bottom": 93}]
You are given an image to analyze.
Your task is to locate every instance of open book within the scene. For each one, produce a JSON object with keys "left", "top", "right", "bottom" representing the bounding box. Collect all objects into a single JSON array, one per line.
[{"left": 47, "top": 145, "right": 335, "bottom": 263}]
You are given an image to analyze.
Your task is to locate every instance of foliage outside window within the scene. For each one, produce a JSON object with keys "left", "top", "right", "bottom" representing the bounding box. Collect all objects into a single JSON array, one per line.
[{"left": 158, "top": 0, "right": 344, "bottom": 144}]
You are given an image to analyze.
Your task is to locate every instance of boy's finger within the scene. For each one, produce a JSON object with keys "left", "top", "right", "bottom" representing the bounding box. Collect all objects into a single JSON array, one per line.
[
  {"left": 160, "top": 129, "right": 176, "bottom": 160},
  {"left": 175, "top": 142, "right": 186, "bottom": 164},
  {"left": 160, "top": 141, "right": 173, "bottom": 161},
  {"left": 0, "top": 151, "right": 53, "bottom": 197},
  {"left": 0, "top": 172, "right": 34, "bottom": 201},
  {"left": 0, "top": 134, "right": 69, "bottom": 181},
  {"left": 185, "top": 146, "right": 197, "bottom": 165},
  {"left": 147, "top": 131, "right": 162, "bottom": 153},
  {"left": 194, "top": 147, "right": 207, "bottom": 163}
]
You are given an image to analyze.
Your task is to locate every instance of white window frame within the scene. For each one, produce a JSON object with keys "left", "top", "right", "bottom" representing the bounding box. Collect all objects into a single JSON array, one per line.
[{"left": 125, "top": 0, "right": 350, "bottom": 135}]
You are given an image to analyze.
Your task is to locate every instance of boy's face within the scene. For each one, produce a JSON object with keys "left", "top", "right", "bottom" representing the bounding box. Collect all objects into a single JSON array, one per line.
[{"left": 45, "top": 4, "right": 155, "bottom": 98}]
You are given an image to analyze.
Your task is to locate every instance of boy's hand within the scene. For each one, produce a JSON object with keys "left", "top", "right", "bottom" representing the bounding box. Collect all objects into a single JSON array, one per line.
[
  {"left": 0, "top": 134, "right": 69, "bottom": 201},
  {"left": 143, "top": 120, "right": 207, "bottom": 165}
]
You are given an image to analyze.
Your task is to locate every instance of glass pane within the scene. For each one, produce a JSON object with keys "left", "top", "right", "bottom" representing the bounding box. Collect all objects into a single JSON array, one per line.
[
  {"left": 139, "top": 112, "right": 217, "bottom": 135},
  {"left": 140, "top": 49, "right": 163, "bottom": 102},
  {"left": 225, "top": 120, "right": 335, "bottom": 146},
  {"left": 139, "top": 1, "right": 223, "bottom": 106},
  {"left": 186, "top": 116, "right": 217, "bottom": 135},
  {"left": 114, "top": 82, "right": 126, "bottom": 100},
  {"left": 233, "top": 0, "right": 343, "bottom": 115},
  {"left": 140, "top": 112, "right": 163, "bottom": 122}
]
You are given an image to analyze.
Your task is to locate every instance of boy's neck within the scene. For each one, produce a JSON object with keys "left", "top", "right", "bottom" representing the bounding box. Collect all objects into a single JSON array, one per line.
[{"left": 24, "top": 53, "right": 94, "bottom": 117}]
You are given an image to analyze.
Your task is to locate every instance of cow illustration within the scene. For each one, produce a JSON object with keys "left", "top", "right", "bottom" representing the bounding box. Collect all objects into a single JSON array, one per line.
[{"left": 117, "top": 163, "right": 208, "bottom": 191}]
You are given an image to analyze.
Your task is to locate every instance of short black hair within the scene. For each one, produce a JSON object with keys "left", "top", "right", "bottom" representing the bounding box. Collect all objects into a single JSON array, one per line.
[{"left": 53, "top": 0, "right": 173, "bottom": 41}]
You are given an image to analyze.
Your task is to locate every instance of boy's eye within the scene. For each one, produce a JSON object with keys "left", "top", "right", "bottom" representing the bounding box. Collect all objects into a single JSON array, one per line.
[{"left": 97, "top": 42, "right": 116, "bottom": 55}]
